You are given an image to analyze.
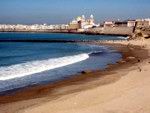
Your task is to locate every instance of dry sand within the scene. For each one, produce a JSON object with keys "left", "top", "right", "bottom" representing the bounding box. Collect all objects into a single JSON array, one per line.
[
  {"left": 24, "top": 61, "right": 150, "bottom": 113},
  {"left": 0, "top": 39, "right": 150, "bottom": 113}
]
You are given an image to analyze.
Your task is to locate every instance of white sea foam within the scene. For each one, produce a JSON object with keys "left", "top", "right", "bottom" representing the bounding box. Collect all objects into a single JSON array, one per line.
[
  {"left": 0, "top": 53, "right": 89, "bottom": 81},
  {"left": 117, "top": 36, "right": 129, "bottom": 40}
]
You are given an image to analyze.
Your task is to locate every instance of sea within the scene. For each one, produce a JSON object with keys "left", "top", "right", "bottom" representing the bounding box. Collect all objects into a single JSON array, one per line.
[{"left": 0, "top": 32, "right": 125, "bottom": 93}]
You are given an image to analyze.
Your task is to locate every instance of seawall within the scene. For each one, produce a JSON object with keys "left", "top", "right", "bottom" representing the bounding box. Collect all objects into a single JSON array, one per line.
[{"left": 85, "top": 26, "right": 134, "bottom": 36}]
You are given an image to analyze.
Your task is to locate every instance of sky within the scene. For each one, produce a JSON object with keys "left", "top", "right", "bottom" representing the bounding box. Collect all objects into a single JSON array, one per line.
[{"left": 0, "top": 0, "right": 150, "bottom": 24}]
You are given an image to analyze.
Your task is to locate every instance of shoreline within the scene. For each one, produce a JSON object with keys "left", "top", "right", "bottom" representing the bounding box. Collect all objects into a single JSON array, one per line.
[
  {"left": 0, "top": 39, "right": 149, "bottom": 113},
  {"left": 0, "top": 31, "right": 130, "bottom": 37}
]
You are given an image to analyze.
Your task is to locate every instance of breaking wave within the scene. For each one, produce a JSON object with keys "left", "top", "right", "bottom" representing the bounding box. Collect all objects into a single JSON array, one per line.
[
  {"left": 117, "top": 36, "right": 129, "bottom": 40},
  {"left": 0, "top": 53, "right": 89, "bottom": 81}
]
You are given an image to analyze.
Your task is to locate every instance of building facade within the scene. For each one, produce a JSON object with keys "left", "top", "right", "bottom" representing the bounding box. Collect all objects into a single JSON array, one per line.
[
  {"left": 136, "top": 19, "right": 150, "bottom": 28},
  {"left": 68, "top": 15, "right": 95, "bottom": 31},
  {"left": 127, "top": 20, "right": 136, "bottom": 27}
]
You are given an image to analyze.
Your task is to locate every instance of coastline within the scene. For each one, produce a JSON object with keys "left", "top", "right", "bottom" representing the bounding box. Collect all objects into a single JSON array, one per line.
[
  {"left": 0, "top": 31, "right": 130, "bottom": 37},
  {"left": 0, "top": 39, "right": 149, "bottom": 113}
]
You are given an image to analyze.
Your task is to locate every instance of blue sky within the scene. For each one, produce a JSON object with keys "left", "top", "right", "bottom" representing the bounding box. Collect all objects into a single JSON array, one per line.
[{"left": 0, "top": 0, "right": 150, "bottom": 24}]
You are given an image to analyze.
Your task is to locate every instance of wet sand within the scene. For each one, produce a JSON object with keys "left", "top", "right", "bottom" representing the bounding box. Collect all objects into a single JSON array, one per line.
[{"left": 0, "top": 39, "right": 149, "bottom": 113}]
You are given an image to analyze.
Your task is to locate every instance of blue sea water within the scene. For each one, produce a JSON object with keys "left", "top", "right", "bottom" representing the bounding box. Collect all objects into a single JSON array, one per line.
[{"left": 0, "top": 32, "right": 123, "bottom": 92}]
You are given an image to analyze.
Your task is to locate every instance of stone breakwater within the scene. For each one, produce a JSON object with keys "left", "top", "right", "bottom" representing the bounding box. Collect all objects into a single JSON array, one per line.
[{"left": 0, "top": 29, "right": 70, "bottom": 33}]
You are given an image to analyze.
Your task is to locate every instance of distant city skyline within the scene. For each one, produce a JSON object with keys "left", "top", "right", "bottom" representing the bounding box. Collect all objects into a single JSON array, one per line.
[{"left": 0, "top": 0, "right": 150, "bottom": 24}]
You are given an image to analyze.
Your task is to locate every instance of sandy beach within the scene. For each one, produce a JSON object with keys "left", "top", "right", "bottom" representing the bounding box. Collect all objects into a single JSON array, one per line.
[{"left": 0, "top": 39, "right": 150, "bottom": 113}]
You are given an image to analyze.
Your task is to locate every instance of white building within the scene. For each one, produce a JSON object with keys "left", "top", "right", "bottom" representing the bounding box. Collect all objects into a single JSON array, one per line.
[
  {"left": 104, "top": 21, "right": 114, "bottom": 27},
  {"left": 127, "top": 20, "right": 136, "bottom": 27}
]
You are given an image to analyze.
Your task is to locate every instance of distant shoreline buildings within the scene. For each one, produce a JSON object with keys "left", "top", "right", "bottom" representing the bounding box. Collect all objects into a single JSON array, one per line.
[
  {"left": 0, "top": 15, "right": 149, "bottom": 36},
  {"left": 103, "top": 18, "right": 150, "bottom": 28},
  {"left": 0, "top": 15, "right": 97, "bottom": 32}
]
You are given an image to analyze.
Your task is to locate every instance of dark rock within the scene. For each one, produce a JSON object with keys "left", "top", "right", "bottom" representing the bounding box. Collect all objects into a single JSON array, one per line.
[
  {"left": 138, "top": 59, "right": 141, "bottom": 62},
  {"left": 81, "top": 70, "right": 91, "bottom": 74}
]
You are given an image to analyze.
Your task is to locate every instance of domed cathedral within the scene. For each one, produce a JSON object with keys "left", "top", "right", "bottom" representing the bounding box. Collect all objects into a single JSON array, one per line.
[{"left": 68, "top": 15, "right": 95, "bottom": 30}]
